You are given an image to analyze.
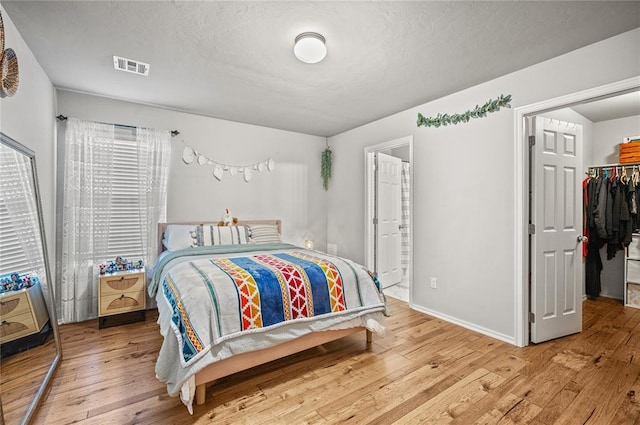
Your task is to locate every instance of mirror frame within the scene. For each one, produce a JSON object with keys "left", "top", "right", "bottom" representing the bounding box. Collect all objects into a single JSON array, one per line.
[{"left": 0, "top": 132, "right": 62, "bottom": 424}]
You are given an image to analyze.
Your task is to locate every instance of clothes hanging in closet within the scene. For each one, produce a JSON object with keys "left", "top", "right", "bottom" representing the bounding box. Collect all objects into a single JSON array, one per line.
[
  {"left": 585, "top": 175, "right": 604, "bottom": 298},
  {"left": 583, "top": 168, "right": 640, "bottom": 298}
]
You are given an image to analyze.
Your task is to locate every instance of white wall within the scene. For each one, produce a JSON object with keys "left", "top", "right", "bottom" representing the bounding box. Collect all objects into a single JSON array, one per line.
[
  {"left": 381, "top": 145, "right": 411, "bottom": 162},
  {"left": 327, "top": 28, "right": 640, "bottom": 343},
  {"left": 56, "top": 91, "right": 327, "bottom": 251},
  {"left": 592, "top": 115, "right": 640, "bottom": 165},
  {"left": 0, "top": 5, "right": 57, "bottom": 274}
]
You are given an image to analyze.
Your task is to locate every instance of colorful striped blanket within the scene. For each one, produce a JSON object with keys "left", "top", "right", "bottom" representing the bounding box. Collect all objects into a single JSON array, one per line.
[{"left": 150, "top": 244, "right": 387, "bottom": 369}]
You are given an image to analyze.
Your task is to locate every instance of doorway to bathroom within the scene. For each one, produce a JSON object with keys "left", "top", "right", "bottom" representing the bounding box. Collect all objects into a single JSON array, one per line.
[{"left": 364, "top": 135, "right": 413, "bottom": 303}]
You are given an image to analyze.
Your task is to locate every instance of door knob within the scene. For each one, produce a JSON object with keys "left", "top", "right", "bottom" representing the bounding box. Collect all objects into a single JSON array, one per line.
[{"left": 577, "top": 235, "right": 588, "bottom": 243}]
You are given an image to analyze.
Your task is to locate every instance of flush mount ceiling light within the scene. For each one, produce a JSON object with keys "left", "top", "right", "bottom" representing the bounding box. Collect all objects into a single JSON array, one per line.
[{"left": 294, "top": 32, "right": 327, "bottom": 64}]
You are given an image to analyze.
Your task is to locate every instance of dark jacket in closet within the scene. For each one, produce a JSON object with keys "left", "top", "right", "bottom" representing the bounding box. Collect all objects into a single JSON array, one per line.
[{"left": 593, "top": 176, "right": 608, "bottom": 239}]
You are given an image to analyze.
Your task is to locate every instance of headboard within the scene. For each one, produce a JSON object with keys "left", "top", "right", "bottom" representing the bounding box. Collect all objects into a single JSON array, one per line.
[{"left": 157, "top": 220, "right": 282, "bottom": 256}]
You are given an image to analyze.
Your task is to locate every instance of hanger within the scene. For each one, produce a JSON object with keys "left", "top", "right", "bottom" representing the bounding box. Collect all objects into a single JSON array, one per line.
[{"left": 621, "top": 166, "right": 629, "bottom": 184}]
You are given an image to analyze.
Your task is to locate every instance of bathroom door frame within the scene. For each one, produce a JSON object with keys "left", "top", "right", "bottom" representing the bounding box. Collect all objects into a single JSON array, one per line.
[{"left": 364, "top": 135, "right": 414, "bottom": 303}]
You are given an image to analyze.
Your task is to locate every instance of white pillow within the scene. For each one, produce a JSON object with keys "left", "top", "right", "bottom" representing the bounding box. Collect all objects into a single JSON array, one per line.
[
  {"left": 195, "top": 225, "right": 249, "bottom": 246},
  {"left": 162, "top": 225, "right": 197, "bottom": 251},
  {"left": 248, "top": 224, "right": 281, "bottom": 244}
]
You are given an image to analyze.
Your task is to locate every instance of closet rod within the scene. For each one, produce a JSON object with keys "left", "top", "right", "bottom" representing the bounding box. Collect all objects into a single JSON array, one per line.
[
  {"left": 588, "top": 163, "right": 640, "bottom": 168},
  {"left": 56, "top": 115, "right": 180, "bottom": 137}
]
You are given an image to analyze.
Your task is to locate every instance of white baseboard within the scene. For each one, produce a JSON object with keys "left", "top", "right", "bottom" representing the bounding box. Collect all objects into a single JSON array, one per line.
[
  {"left": 583, "top": 293, "right": 623, "bottom": 301},
  {"left": 409, "top": 302, "right": 516, "bottom": 346},
  {"left": 598, "top": 292, "right": 623, "bottom": 301}
]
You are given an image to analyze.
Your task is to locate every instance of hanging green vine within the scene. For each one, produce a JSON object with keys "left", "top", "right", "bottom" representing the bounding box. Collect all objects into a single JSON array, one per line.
[
  {"left": 417, "top": 94, "right": 512, "bottom": 128},
  {"left": 321, "top": 147, "right": 332, "bottom": 191}
]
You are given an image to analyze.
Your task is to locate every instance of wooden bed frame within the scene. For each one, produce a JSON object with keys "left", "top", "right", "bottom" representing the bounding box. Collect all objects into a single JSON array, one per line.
[{"left": 156, "top": 220, "right": 372, "bottom": 405}]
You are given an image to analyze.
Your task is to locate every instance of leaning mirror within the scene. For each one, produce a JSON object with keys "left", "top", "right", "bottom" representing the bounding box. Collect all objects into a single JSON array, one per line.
[{"left": 0, "top": 132, "right": 62, "bottom": 424}]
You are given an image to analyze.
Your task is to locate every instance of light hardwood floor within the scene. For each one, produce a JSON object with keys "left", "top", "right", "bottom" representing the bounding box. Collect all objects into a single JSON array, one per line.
[
  {"left": 0, "top": 333, "right": 57, "bottom": 425},
  {"left": 25, "top": 296, "right": 640, "bottom": 424}
]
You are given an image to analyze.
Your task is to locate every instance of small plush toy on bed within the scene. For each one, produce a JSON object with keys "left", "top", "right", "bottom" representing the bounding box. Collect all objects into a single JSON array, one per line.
[{"left": 217, "top": 208, "right": 238, "bottom": 226}]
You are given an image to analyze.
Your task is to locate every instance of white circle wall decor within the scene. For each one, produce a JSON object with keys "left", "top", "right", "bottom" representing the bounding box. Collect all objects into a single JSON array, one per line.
[
  {"left": 213, "top": 164, "right": 224, "bottom": 181},
  {"left": 182, "top": 146, "right": 195, "bottom": 164},
  {"left": 180, "top": 141, "right": 275, "bottom": 183}
]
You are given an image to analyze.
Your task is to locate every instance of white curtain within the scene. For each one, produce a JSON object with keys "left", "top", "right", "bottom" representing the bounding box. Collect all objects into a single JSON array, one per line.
[
  {"left": 59, "top": 119, "right": 115, "bottom": 323},
  {"left": 58, "top": 118, "right": 171, "bottom": 323},
  {"left": 401, "top": 162, "right": 410, "bottom": 277},
  {"left": 136, "top": 127, "right": 171, "bottom": 266}
]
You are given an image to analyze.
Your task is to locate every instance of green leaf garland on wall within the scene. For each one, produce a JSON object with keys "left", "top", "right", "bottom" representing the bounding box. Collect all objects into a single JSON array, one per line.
[
  {"left": 321, "top": 147, "right": 332, "bottom": 191},
  {"left": 417, "top": 94, "right": 512, "bottom": 128}
]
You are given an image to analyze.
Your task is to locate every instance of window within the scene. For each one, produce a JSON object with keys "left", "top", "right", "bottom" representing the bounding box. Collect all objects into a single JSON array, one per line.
[
  {"left": 59, "top": 118, "right": 171, "bottom": 323},
  {"left": 103, "top": 128, "right": 144, "bottom": 262}
]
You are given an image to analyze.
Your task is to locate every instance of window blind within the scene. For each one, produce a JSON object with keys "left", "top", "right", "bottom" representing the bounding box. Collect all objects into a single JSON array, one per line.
[
  {"left": 102, "top": 128, "right": 144, "bottom": 262},
  {"left": 0, "top": 200, "right": 40, "bottom": 274},
  {"left": 0, "top": 148, "right": 45, "bottom": 276}
]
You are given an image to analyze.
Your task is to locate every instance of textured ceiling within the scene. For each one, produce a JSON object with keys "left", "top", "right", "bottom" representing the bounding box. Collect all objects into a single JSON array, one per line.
[
  {"left": 2, "top": 1, "right": 639, "bottom": 136},
  {"left": 572, "top": 91, "right": 640, "bottom": 123}
]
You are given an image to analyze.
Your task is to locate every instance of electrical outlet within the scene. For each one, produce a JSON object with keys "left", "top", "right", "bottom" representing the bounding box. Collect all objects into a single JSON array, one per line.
[{"left": 430, "top": 277, "right": 437, "bottom": 289}]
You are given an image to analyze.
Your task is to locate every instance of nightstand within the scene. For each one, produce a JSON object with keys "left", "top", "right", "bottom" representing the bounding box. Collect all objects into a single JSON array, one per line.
[
  {"left": 0, "top": 281, "right": 49, "bottom": 343},
  {"left": 98, "top": 269, "right": 146, "bottom": 329}
]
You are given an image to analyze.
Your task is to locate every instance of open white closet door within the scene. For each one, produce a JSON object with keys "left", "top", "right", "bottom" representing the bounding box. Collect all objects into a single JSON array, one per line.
[
  {"left": 530, "top": 116, "right": 584, "bottom": 343},
  {"left": 375, "top": 152, "right": 402, "bottom": 288}
]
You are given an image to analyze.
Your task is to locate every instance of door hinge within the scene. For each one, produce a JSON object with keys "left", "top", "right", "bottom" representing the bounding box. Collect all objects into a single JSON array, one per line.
[
  {"left": 529, "top": 135, "right": 536, "bottom": 147},
  {"left": 373, "top": 217, "right": 378, "bottom": 225},
  {"left": 528, "top": 224, "right": 536, "bottom": 235},
  {"left": 529, "top": 312, "right": 536, "bottom": 323}
]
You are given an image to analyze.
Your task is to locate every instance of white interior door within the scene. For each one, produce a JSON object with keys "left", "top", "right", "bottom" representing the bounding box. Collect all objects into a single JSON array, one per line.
[
  {"left": 531, "top": 116, "right": 584, "bottom": 343},
  {"left": 376, "top": 152, "right": 402, "bottom": 288}
]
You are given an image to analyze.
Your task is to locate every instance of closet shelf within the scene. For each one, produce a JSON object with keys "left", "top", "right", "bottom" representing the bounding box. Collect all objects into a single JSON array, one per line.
[{"left": 588, "top": 162, "right": 640, "bottom": 168}]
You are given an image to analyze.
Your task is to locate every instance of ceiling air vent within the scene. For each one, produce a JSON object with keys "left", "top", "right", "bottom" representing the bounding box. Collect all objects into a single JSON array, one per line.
[{"left": 113, "top": 55, "right": 150, "bottom": 76}]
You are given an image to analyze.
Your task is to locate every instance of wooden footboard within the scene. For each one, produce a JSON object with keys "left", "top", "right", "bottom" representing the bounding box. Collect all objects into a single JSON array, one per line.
[{"left": 194, "top": 327, "right": 372, "bottom": 405}]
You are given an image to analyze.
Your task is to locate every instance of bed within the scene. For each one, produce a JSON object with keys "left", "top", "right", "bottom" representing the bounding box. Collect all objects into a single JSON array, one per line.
[{"left": 149, "top": 220, "right": 387, "bottom": 412}]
